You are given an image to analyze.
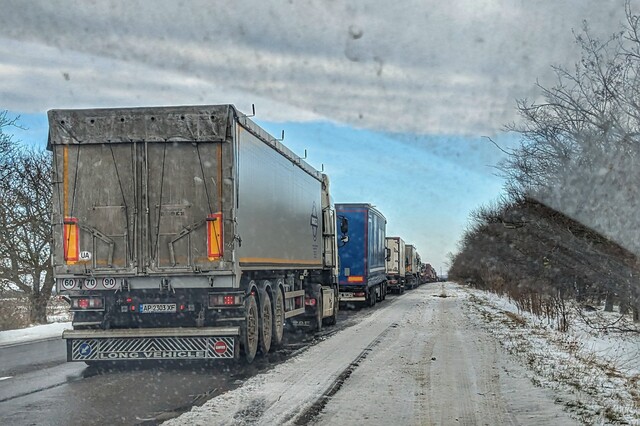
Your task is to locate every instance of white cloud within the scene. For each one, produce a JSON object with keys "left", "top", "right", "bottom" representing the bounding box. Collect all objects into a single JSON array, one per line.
[
  {"left": 0, "top": 0, "right": 629, "bottom": 135},
  {"left": 0, "top": 38, "right": 323, "bottom": 123}
]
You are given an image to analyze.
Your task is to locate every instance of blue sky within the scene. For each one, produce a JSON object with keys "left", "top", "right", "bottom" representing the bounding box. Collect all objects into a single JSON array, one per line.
[{"left": 8, "top": 111, "right": 513, "bottom": 272}]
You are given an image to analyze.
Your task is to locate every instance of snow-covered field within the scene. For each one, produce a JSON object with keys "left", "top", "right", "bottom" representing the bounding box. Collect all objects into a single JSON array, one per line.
[
  {"left": 0, "top": 296, "right": 70, "bottom": 331},
  {"left": 0, "top": 321, "right": 71, "bottom": 347},
  {"left": 464, "top": 285, "right": 640, "bottom": 424},
  {"left": 0, "top": 296, "right": 71, "bottom": 345}
]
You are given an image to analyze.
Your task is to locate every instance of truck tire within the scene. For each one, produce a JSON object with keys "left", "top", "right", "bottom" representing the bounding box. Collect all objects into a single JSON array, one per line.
[
  {"left": 368, "top": 288, "right": 376, "bottom": 307},
  {"left": 258, "top": 289, "right": 272, "bottom": 355},
  {"left": 241, "top": 293, "right": 259, "bottom": 363},
  {"left": 271, "top": 288, "right": 285, "bottom": 347}
]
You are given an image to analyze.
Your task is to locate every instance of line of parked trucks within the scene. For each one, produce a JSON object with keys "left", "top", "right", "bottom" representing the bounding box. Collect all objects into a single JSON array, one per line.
[{"left": 49, "top": 104, "right": 439, "bottom": 364}]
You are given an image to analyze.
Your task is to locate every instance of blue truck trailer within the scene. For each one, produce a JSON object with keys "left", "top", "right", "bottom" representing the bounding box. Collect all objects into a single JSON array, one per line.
[{"left": 335, "top": 203, "right": 387, "bottom": 306}]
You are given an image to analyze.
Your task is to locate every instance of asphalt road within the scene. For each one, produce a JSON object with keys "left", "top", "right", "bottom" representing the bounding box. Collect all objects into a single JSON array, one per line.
[
  {"left": 0, "top": 296, "right": 389, "bottom": 425},
  {"left": 0, "top": 337, "right": 67, "bottom": 377}
]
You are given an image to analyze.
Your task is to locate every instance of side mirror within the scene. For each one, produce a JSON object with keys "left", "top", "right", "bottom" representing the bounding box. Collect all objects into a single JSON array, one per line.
[
  {"left": 340, "top": 217, "right": 349, "bottom": 235},
  {"left": 385, "top": 247, "right": 391, "bottom": 261}
]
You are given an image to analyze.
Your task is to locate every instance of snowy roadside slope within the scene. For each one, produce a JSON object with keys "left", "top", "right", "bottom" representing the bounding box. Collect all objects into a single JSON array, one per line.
[
  {"left": 165, "top": 290, "right": 431, "bottom": 426},
  {"left": 464, "top": 285, "right": 640, "bottom": 425},
  {"left": 0, "top": 322, "right": 71, "bottom": 347}
]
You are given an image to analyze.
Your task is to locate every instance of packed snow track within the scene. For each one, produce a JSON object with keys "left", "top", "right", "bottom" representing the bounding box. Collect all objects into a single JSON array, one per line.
[{"left": 167, "top": 283, "right": 576, "bottom": 425}]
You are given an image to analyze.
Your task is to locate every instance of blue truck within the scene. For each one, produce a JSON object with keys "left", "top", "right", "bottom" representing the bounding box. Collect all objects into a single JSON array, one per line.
[{"left": 335, "top": 203, "right": 388, "bottom": 306}]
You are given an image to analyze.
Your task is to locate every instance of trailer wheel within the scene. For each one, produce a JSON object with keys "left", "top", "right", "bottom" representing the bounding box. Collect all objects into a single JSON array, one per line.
[
  {"left": 271, "top": 288, "right": 285, "bottom": 347},
  {"left": 368, "top": 288, "right": 376, "bottom": 307},
  {"left": 241, "top": 293, "right": 259, "bottom": 363},
  {"left": 258, "top": 289, "right": 272, "bottom": 355}
]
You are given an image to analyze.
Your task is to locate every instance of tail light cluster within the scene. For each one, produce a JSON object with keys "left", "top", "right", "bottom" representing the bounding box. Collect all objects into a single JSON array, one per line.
[
  {"left": 305, "top": 297, "right": 317, "bottom": 306},
  {"left": 209, "top": 293, "right": 243, "bottom": 308},
  {"left": 71, "top": 297, "right": 104, "bottom": 311}
]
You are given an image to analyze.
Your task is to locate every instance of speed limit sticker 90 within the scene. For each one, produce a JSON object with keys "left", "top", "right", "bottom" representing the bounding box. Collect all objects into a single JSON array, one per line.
[{"left": 102, "top": 278, "right": 117, "bottom": 289}]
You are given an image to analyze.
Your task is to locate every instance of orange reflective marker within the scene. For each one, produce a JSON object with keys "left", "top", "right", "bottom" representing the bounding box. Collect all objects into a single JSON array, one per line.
[
  {"left": 207, "top": 212, "right": 223, "bottom": 260},
  {"left": 63, "top": 217, "right": 79, "bottom": 263}
]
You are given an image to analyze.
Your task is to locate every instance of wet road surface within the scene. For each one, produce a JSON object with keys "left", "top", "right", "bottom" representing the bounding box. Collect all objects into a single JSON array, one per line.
[{"left": 0, "top": 295, "right": 393, "bottom": 425}]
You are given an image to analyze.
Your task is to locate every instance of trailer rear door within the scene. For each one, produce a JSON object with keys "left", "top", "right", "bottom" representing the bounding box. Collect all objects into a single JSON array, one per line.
[{"left": 49, "top": 107, "right": 231, "bottom": 278}]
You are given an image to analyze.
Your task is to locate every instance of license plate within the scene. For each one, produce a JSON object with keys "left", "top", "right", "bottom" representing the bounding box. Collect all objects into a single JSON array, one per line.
[
  {"left": 140, "top": 303, "right": 177, "bottom": 313},
  {"left": 341, "top": 292, "right": 354, "bottom": 299}
]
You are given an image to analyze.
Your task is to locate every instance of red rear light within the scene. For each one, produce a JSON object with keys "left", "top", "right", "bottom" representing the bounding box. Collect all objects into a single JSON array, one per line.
[
  {"left": 209, "top": 293, "right": 243, "bottom": 307},
  {"left": 71, "top": 297, "right": 104, "bottom": 310},
  {"left": 126, "top": 297, "right": 132, "bottom": 303},
  {"left": 130, "top": 305, "right": 136, "bottom": 311},
  {"left": 180, "top": 304, "right": 185, "bottom": 311},
  {"left": 305, "top": 297, "right": 317, "bottom": 306},
  {"left": 354, "top": 292, "right": 366, "bottom": 297}
]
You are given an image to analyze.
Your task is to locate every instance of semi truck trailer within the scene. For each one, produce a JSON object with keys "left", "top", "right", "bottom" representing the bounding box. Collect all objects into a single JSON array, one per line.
[
  {"left": 422, "top": 263, "right": 437, "bottom": 283},
  {"left": 385, "top": 236, "right": 406, "bottom": 294},
  {"left": 48, "top": 104, "right": 340, "bottom": 364},
  {"left": 335, "top": 203, "right": 387, "bottom": 306},
  {"left": 405, "top": 244, "right": 420, "bottom": 289}
]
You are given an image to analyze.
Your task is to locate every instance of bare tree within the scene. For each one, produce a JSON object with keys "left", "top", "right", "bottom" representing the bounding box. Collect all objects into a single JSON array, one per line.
[
  {"left": 0, "top": 112, "right": 54, "bottom": 324},
  {"left": 451, "top": 3, "right": 640, "bottom": 331},
  {"left": 502, "top": 6, "right": 640, "bottom": 258}
]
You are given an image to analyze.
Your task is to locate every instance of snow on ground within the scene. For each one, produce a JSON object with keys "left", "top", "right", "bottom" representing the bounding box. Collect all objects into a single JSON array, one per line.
[
  {"left": 463, "top": 284, "right": 640, "bottom": 424},
  {"left": 166, "top": 284, "right": 577, "bottom": 425},
  {"left": 163, "top": 283, "right": 640, "bottom": 424},
  {"left": 312, "top": 283, "right": 576, "bottom": 426},
  {"left": 165, "top": 290, "right": 430, "bottom": 426},
  {"left": 0, "top": 321, "right": 71, "bottom": 347}
]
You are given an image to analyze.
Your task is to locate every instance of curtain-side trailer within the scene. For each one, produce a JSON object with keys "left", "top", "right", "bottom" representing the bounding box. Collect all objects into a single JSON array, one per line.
[
  {"left": 405, "top": 244, "right": 420, "bottom": 289},
  {"left": 385, "top": 237, "right": 406, "bottom": 294},
  {"left": 48, "top": 105, "right": 339, "bottom": 364},
  {"left": 335, "top": 203, "right": 387, "bottom": 306}
]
